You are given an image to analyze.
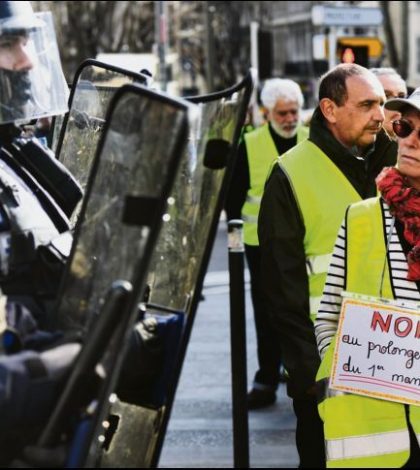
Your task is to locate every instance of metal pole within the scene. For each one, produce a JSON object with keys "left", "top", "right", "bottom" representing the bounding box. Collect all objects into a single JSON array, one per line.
[
  {"left": 328, "top": 26, "right": 337, "bottom": 70},
  {"left": 155, "top": 0, "right": 167, "bottom": 91},
  {"left": 228, "top": 219, "right": 249, "bottom": 468},
  {"left": 250, "top": 21, "right": 259, "bottom": 76},
  {"left": 204, "top": 1, "right": 215, "bottom": 92},
  {"left": 250, "top": 22, "right": 260, "bottom": 127}
]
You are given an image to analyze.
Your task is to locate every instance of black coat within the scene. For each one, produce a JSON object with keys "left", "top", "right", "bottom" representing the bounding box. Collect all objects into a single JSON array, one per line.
[{"left": 258, "top": 107, "right": 397, "bottom": 398}]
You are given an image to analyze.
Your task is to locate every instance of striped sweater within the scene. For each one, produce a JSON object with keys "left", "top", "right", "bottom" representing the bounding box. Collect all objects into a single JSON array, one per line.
[{"left": 315, "top": 199, "right": 420, "bottom": 358}]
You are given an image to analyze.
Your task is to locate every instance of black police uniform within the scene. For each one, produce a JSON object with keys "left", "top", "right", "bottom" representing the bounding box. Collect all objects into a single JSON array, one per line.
[{"left": 0, "top": 133, "right": 82, "bottom": 326}]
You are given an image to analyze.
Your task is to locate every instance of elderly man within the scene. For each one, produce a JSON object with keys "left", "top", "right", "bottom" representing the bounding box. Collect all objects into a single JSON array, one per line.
[
  {"left": 370, "top": 67, "right": 408, "bottom": 140},
  {"left": 258, "top": 64, "right": 390, "bottom": 467},
  {"left": 225, "top": 78, "right": 308, "bottom": 409}
]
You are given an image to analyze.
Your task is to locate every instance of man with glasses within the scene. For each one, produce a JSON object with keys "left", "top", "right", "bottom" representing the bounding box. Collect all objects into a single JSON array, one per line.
[
  {"left": 258, "top": 64, "right": 393, "bottom": 468},
  {"left": 370, "top": 67, "right": 408, "bottom": 140},
  {"left": 225, "top": 78, "right": 308, "bottom": 409}
]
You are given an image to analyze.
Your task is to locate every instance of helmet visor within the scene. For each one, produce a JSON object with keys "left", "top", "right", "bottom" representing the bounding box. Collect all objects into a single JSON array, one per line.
[{"left": 0, "top": 11, "right": 69, "bottom": 125}]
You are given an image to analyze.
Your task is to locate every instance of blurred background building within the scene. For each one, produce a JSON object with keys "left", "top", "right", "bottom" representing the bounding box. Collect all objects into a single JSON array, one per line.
[{"left": 32, "top": 1, "right": 417, "bottom": 104}]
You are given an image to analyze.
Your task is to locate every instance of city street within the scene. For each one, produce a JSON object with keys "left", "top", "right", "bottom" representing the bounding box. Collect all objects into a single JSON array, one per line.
[{"left": 160, "top": 219, "right": 299, "bottom": 468}]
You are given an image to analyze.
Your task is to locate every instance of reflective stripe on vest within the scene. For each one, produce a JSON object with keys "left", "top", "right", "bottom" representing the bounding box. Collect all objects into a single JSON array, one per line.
[
  {"left": 327, "top": 430, "right": 409, "bottom": 463},
  {"left": 242, "top": 214, "right": 258, "bottom": 223},
  {"left": 317, "top": 198, "right": 418, "bottom": 468},
  {"left": 307, "top": 254, "right": 332, "bottom": 320},
  {"left": 279, "top": 140, "right": 361, "bottom": 320},
  {"left": 245, "top": 194, "right": 262, "bottom": 204},
  {"left": 242, "top": 124, "right": 308, "bottom": 246},
  {"left": 306, "top": 253, "right": 332, "bottom": 275},
  {"left": 310, "top": 296, "right": 322, "bottom": 322}
]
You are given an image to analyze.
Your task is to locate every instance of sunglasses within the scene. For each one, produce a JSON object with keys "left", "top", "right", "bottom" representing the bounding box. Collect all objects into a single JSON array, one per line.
[{"left": 392, "top": 119, "right": 420, "bottom": 139}]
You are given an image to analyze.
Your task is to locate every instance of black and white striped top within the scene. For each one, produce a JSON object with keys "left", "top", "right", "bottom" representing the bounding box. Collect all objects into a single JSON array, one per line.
[{"left": 315, "top": 199, "right": 420, "bottom": 358}]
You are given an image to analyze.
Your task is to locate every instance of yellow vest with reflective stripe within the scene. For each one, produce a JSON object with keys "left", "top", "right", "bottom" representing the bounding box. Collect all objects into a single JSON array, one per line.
[
  {"left": 242, "top": 124, "right": 308, "bottom": 245},
  {"left": 279, "top": 140, "right": 361, "bottom": 321},
  {"left": 317, "top": 197, "right": 420, "bottom": 468}
]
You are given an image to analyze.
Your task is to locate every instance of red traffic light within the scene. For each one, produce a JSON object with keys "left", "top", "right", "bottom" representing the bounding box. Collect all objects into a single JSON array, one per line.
[
  {"left": 338, "top": 44, "right": 369, "bottom": 67},
  {"left": 341, "top": 47, "right": 355, "bottom": 63}
]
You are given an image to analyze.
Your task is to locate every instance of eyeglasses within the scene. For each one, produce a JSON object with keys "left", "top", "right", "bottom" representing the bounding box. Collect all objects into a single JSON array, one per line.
[{"left": 392, "top": 119, "right": 420, "bottom": 139}]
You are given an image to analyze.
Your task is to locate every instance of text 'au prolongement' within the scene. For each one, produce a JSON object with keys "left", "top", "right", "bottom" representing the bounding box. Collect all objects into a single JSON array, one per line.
[{"left": 331, "top": 300, "right": 420, "bottom": 404}]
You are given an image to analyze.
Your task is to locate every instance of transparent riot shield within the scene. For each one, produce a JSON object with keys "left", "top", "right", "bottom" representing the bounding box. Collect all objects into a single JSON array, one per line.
[
  {"left": 52, "top": 84, "right": 191, "bottom": 333},
  {"left": 24, "top": 84, "right": 193, "bottom": 467},
  {"left": 94, "top": 71, "right": 254, "bottom": 468},
  {"left": 54, "top": 60, "right": 149, "bottom": 193}
]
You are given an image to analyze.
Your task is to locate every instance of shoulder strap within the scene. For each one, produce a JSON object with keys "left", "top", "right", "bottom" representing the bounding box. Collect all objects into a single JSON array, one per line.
[
  {"left": 7, "top": 138, "right": 83, "bottom": 218},
  {"left": 0, "top": 147, "right": 70, "bottom": 233}
]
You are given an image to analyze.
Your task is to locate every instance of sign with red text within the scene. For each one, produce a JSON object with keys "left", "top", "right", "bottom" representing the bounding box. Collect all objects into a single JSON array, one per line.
[{"left": 330, "top": 294, "right": 420, "bottom": 406}]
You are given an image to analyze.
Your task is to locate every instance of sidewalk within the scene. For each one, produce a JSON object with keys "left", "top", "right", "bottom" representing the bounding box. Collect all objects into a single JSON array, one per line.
[{"left": 159, "top": 223, "right": 299, "bottom": 468}]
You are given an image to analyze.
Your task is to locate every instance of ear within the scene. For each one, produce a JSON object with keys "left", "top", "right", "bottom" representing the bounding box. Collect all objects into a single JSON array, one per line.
[
  {"left": 319, "top": 98, "right": 338, "bottom": 124},
  {"left": 261, "top": 106, "right": 269, "bottom": 117}
]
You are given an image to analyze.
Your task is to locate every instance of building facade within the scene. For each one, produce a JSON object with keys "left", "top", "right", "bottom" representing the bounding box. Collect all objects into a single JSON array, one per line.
[{"left": 262, "top": 1, "right": 385, "bottom": 106}]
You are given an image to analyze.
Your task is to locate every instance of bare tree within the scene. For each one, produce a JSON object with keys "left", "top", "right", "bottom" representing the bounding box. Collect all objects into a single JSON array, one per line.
[
  {"left": 33, "top": 1, "right": 155, "bottom": 81},
  {"left": 380, "top": 1, "right": 409, "bottom": 80},
  {"left": 33, "top": 1, "right": 260, "bottom": 90},
  {"left": 400, "top": 1, "right": 409, "bottom": 80},
  {"left": 176, "top": 1, "right": 258, "bottom": 92}
]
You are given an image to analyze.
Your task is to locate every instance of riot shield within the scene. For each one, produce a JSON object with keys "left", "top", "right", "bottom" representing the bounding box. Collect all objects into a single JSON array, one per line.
[
  {"left": 95, "top": 71, "right": 254, "bottom": 468},
  {"left": 52, "top": 84, "right": 191, "bottom": 334},
  {"left": 54, "top": 60, "right": 149, "bottom": 193},
  {"left": 29, "top": 83, "right": 192, "bottom": 467}
]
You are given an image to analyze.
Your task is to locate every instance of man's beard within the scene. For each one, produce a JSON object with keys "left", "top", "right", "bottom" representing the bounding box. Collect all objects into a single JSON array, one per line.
[
  {"left": 270, "top": 120, "right": 298, "bottom": 139},
  {"left": 0, "top": 69, "right": 32, "bottom": 121}
]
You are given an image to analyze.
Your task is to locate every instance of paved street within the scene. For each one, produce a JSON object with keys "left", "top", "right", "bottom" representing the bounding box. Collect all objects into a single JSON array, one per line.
[{"left": 160, "top": 219, "right": 299, "bottom": 468}]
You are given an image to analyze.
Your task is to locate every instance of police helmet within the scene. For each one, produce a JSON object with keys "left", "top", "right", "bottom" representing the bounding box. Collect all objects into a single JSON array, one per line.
[
  {"left": 0, "top": 1, "right": 43, "bottom": 35},
  {"left": 0, "top": 1, "right": 69, "bottom": 126}
]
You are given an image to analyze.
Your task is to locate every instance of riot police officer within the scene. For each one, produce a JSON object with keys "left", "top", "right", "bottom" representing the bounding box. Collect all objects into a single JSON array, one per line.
[
  {"left": 0, "top": 2, "right": 84, "bottom": 463},
  {"left": 0, "top": 6, "right": 167, "bottom": 466},
  {"left": 0, "top": 1, "right": 81, "bottom": 329}
]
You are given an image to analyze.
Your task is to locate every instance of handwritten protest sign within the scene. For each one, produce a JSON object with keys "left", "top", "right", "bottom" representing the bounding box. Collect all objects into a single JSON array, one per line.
[{"left": 330, "top": 294, "right": 420, "bottom": 405}]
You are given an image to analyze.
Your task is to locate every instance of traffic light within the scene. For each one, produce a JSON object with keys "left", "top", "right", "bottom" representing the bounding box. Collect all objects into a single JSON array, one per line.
[
  {"left": 336, "top": 37, "right": 382, "bottom": 68},
  {"left": 338, "top": 44, "right": 369, "bottom": 67}
]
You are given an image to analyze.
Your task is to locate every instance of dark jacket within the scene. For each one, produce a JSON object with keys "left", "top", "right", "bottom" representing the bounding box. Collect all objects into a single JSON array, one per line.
[
  {"left": 225, "top": 123, "right": 298, "bottom": 220},
  {"left": 258, "top": 107, "right": 397, "bottom": 398},
  {"left": 0, "top": 137, "right": 80, "bottom": 324}
]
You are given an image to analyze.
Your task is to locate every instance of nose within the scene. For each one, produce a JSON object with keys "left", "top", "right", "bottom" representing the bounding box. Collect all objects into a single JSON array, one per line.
[
  {"left": 285, "top": 111, "right": 297, "bottom": 122},
  {"left": 374, "top": 104, "right": 385, "bottom": 123},
  {"left": 13, "top": 42, "right": 33, "bottom": 72}
]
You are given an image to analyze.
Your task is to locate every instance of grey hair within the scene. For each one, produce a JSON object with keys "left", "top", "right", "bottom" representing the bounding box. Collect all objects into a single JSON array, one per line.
[
  {"left": 369, "top": 67, "right": 404, "bottom": 80},
  {"left": 260, "top": 78, "right": 304, "bottom": 110}
]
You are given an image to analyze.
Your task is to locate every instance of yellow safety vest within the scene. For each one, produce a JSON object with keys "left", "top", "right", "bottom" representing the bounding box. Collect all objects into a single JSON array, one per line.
[
  {"left": 279, "top": 140, "right": 361, "bottom": 320},
  {"left": 241, "top": 123, "right": 308, "bottom": 245},
  {"left": 317, "top": 197, "right": 420, "bottom": 468}
]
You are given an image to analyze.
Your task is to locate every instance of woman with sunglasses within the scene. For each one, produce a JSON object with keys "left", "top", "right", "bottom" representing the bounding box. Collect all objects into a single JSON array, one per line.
[{"left": 314, "top": 89, "right": 420, "bottom": 468}]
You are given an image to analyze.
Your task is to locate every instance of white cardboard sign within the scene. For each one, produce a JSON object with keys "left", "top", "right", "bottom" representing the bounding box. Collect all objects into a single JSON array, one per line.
[{"left": 330, "top": 295, "right": 420, "bottom": 406}]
